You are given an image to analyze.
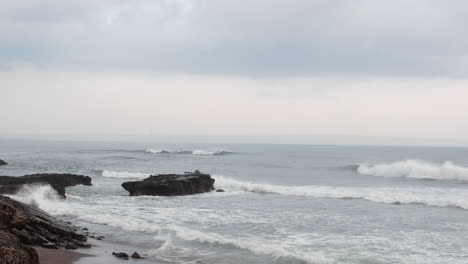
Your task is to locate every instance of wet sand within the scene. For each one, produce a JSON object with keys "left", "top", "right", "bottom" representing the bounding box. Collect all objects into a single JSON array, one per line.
[{"left": 34, "top": 247, "right": 94, "bottom": 264}]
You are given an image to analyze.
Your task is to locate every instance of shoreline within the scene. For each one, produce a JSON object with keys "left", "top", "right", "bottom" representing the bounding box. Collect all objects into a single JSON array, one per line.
[{"left": 34, "top": 247, "right": 94, "bottom": 264}]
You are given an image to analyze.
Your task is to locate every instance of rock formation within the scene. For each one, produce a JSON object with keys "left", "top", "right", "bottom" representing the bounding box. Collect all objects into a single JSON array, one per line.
[
  {"left": 0, "top": 194, "right": 90, "bottom": 262},
  {"left": 122, "top": 170, "right": 215, "bottom": 196},
  {"left": 0, "top": 159, "right": 7, "bottom": 166},
  {"left": 0, "top": 173, "right": 92, "bottom": 198}
]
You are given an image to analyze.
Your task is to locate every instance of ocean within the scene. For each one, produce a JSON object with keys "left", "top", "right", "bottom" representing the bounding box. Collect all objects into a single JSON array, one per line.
[{"left": 1, "top": 139, "right": 468, "bottom": 264}]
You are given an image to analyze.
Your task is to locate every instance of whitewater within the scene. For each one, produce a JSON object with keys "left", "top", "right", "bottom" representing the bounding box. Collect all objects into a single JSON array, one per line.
[{"left": 2, "top": 141, "right": 468, "bottom": 264}]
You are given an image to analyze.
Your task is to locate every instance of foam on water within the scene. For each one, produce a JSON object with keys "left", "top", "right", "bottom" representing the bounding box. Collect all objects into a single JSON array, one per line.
[
  {"left": 101, "top": 170, "right": 150, "bottom": 179},
  {"left": 8, "top": 184, "right": 63, "bottom": 212},
  {"left": 357, "top": 159, "right": 468, "bottom": 181},
  {"left": 146, "top": 148, "right": 233, "bottom": 156},
  {"left": 165, "top": 225, "right": 332, "bottom": 264},
  {"left": 214, "top": 175, "right": 468, "bottom": 210}
]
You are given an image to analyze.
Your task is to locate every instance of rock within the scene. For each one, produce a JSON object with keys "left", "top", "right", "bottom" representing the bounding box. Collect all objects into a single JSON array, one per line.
[
  {"left": 97, "top": 236, "right": 105, "bottom": 240},
  {"left": 113, "top": 252, "right": 129, "bottom": 260},
  {"left": 216, "top": 189, "right": 225, "bottom": 192},
  {"left": 0, "top": 173, "right": 92, "bottom": 198},
  {"left": 131, "top": 252, "right": 144, "bottom": 259},
  {"left": 0, "top": 159, "right": 7, "bottom": 166},
  {"left": 121, "top": 171, "right": 215, "bottom": 196},
  {"left": 0, "top": 230, "right": 39, "bottom": 264},
  {"left": 0, "top": 194, "right": 88, "bottom": 251}
]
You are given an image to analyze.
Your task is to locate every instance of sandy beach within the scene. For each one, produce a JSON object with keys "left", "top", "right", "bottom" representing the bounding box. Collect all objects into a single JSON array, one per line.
[{"left": 34, "top": 247, "right": 93, "bottom": 264}]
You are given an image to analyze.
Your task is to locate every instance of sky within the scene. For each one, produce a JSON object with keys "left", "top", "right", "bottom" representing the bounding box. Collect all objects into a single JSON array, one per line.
[{"left": 1, "top": 0, "right": 468, "bottom": 145}]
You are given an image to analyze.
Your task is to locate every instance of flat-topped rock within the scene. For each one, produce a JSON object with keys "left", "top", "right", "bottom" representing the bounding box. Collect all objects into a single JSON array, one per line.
[
  {"left": 0, "top": 159, "right": 7, "bottom": 166},
  {"left": 0, "top": 173, "right": 92, "bottom": 198},
  {"left": 0, "top": 194, "right": 88, "bottom": 253},
  {"left": 122, "top": 170, "right": 215, "bottom": 196}
]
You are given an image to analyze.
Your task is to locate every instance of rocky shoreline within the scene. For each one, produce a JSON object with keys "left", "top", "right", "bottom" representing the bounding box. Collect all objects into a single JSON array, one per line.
[{"left": 0, "top": 194, "right": 90, "bottom": 263}]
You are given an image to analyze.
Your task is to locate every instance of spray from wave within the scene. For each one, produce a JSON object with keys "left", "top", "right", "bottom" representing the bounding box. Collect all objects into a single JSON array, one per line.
[
  {"left": 213, "top": 175, "right": 468, "bottom": 210},
  {"left": 101, "top": 170, "right": 150, "bottom": 179},
  {"left": 356, "top": 159, "right": 468, "bottom": 181},
  {"left": 146, "top": 148, "right": 234, "bottom": 156},
  {"left": 7, "top": 184, "right": 68, "bottom": 213}
]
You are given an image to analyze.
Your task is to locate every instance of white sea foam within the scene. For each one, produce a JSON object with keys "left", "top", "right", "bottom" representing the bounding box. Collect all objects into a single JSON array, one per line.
[
  {"left": 8, "top": 184, "right": 62, "bottom": 212},
  {"left": 213, "top": 175, "right": 468, "bottom": 210},
  {"left": 101, "top": 170, "right": 150, "bottom": 179},
  {"left": 357, "top": 159, "right": 468, "bottom": 181},
  {"left": 166, "top": 225, "right": 332, "bottom": 264},
  {"left": 146, "top": 148, "right": 233, "bottom": 156}
]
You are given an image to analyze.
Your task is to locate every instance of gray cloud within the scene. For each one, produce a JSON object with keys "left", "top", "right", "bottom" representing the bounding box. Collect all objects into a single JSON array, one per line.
[{"left": 1, "top": 0, "right": 468, "bottom": 76}]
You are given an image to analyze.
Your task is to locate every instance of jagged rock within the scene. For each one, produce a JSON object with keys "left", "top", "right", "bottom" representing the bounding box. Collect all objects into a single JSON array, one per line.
[
  {"left": 0, "top": 159, "right": 7, "bottom": 166},
  {"left": 121, "top": 171, "right": 215, "bottom": 196},
  {"left": 113, "top": 252, "right": 129, "bottom": 260},
  {"left": 131, "top": 252, "right": 144, "bottom": 259},
  {"left": 0, "top": 194, "right": 88, "bottom": 251},
  {"left": 0, "top": 173, "right": 92, "bottom": 198},
  {"left": 0, "top": 230, "right": 39, "bottom": 264},
  {"left": 216, "top": 189, "right": 225, "bottom": 192}
]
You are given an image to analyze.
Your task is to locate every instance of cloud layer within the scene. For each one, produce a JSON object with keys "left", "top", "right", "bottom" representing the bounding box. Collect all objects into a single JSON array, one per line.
[{"left": 1, "top": 0, "right": 468, "bottom": 76}]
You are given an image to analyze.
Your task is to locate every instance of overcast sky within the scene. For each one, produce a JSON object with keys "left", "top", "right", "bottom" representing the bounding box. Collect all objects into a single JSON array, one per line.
[{"left": 1, "top": 0, "right": 468, "bottom": 145}]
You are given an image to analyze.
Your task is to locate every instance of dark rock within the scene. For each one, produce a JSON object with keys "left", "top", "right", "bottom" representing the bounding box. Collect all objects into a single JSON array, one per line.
[
  {"left": 0, "top": 230, "right": 39, "bottom": 264},
  {"left": 113, "top": 252, "right": 129, "bottom": 260},
  {"left": 131, "top": 252, "right": 144, "bottom": 259},
  {"left": 0, "top": 173, "right": 92, "bottom": 198},
  {"left": 97, "top": 236, "right": 105, "bottom": 240},
  {"left": 0, "top": 159, "right": 7, "bottom": 166},
  {"left": 65, "top": 243, "right": 78, "bottom": 250},
  {"left": 121, "top": 171, "right": 215, "bottom": 196},
  {"left": 0, "top": 194, "right": 88, "bottom": 251},
  {"left": 216, "top": 189, "right": 225, "bottom": 192}
]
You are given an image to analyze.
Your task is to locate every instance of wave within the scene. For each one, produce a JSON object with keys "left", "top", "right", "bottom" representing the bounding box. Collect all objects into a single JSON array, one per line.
[
  {"left": 356, "top": 159, "right": 468, "bottom": 181},
  {"left": 101, "top": 170, "right": 150, "bottom": 179},
  {"left": 146, "top": 148, "right": 235, "bottom": 156},
  {"left": 213, "top": 175, "right": 468, "bottom": 210},
  {"left": 165, "top": 225, "right": 331, "bottom": 264},
  {"left": 8, "top": 184, "right": 63, "bottom": 212}
]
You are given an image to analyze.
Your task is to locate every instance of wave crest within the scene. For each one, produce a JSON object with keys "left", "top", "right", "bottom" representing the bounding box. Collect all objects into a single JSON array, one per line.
[
  {"left": 101, "top": 170, "right": 150, "bottom": 179},
  {"left": 146, "top": 148, "right": 234, "bottom": 156},
  {"left": 357, "top": 159, "right": 468, "bottom": 181},
  {"left": 213, "top": 175, "right": 468, "bottom": 210}
]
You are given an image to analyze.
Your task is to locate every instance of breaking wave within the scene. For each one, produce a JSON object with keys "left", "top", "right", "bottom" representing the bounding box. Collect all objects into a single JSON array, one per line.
[
  {"left": 213, "top": 175, "right": 468, "bottom": 210},
  {"left": 101, "top": 170, "right": 150, "bottom": 179},
  {"left": 8, "top": 185, "right": 64, "bottom": 213},
  {"left": 146, "top": 148, "right": 235, "bottom": 156},
  {"left": 165, "top": 225, "right": 331, "bottom": 264},
  {"left": 357, "top": 159, "right": 468, "bottom": 181}
]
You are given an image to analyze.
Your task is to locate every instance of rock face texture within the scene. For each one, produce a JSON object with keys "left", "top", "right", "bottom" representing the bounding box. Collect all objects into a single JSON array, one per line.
[
  {"left": 0, "top": 194, "right": 88, "bottom": 250},
  {"left": 0, "top": 173, "right": 92, "bottom": 198},
  {"left": 0, "top": 159, "right": 7, "bottom": 166},
  {"left": 122, "top": 171, "right": 215, "bottom": 196},
  {"left": 0, "top": 230, "right": 39, "bottom": 264}
]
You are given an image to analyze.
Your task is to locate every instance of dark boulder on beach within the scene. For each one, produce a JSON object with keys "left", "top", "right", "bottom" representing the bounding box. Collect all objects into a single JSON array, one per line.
[
  {"left": 113, "top": 252, "right": 129, "bottom": 260},
  {"left": 121, "top": 170, "right": 215, "bottom": 196},
  {"left": 0, "top": 194, "right": 89, "bottom": 258},
  {"left": 0, "top": 173, "right": 92, "bottom": 198},
  {"left": 0, "top": 159, "right": 7, "bottom": 166}
]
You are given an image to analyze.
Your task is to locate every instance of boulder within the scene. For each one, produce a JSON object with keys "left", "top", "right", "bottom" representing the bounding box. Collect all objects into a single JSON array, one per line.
[
  {"left": 0, "top": 230, "right": 39, "bottom": 264},
  {"left": 216, "top": 189, "right": 225, "bottom": 192},
  {"left": 0, "top": 194, "right": 89, "bottom": 253},
  {"left": 0, "top": 173, "right": 92, "bottom": 198},
  {"left": 0, "top": 159, "right": 7, "bottom": 166},
  {"left": 131, "top": 252, "right": 144, "bottom": 259},
  {"left": 112, "top": 252, "right": 129, "bottom": 260},
  {"left": 122, "top": 171, "right": 215, "bottom": 196}
]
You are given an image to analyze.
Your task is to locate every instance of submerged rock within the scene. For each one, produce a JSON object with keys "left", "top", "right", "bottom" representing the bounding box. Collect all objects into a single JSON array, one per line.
[
  {"left": 0, "top": 173, "right": 92, "bottom": 198},
  {"left": 0, "top": 159, "right": 7, "bottom": 166},
  {"left": 131, "top": 252, "right": 144, "bottom": 259},
  {"left": 216, "top": 189, "right": 225, "bottom": 192},
  {"left": 0, "top": 194, "right": 89, "bottom": 257},
  {"left": 121, "top": 171, "right": 215, "bottom": 196},
  {"left": 113, "top": 252, "right": 129, "bottom": 260}
]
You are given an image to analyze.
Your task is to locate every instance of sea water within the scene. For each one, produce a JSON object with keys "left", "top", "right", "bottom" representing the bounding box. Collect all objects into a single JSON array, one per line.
[{"left": 1, "top": 139, "right": 468, "bottom": 263}]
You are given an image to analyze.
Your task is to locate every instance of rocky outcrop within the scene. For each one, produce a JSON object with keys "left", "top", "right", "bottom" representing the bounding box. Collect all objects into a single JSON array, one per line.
[
  {"left": 0, "top": 230, "right": 39, "bottom": 264},
  {"left": 0, "top": 173, "right": 92, "bottom": 198},
  {"left": 0, "top": 194, "right": 89, "bottom": 261},
  {"left": 0, "top": 159, "right": 7, "bottom": 166},
  {"left": 122, "top": 170, "right": 215, "bottom": 196}
]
